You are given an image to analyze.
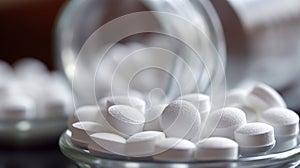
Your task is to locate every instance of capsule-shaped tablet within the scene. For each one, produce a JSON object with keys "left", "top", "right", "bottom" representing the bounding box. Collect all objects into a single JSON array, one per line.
[
  {"left": 89, "top": 132, "right": 126, "bottom": 156},
  {"left": 203, "top": 107, "right": 246, "bottom": 139},
  {"left": 106, "top": 105, "right": 145, "bottom": 137},
  {"left": 234, "top": 122, "right": 275, "bottom": 155},
  {"left": 70, "top": 121, "right": 108, "bottom": 149},
  {"left": 144, "top": 104, "right": 167, "bottom": 131},
  {"left": 260, "top": 108, "right": 299, "bottom": 152},
  {"left": 177, "top": 93, "right": 211, "bottom": 123},
  {"left": 160, "top": 100, "right": 201, "bottom": 140},
  {"left": 126, "top": 131, "right": 166, "bottom": 157},
  {"left": 195, "top": 137, "right": 238, "bottom": 161},
  {"left": 246, "top": 83, "right": 286, "bottom": 112},
  {"left": 153, "top": 138, "right": 195, "bottom": 162}
]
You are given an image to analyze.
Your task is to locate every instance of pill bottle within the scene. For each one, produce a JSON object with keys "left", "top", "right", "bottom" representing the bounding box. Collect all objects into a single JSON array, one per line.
[{"left": 56, "top": 0, "right": 300, "bottom": 167}]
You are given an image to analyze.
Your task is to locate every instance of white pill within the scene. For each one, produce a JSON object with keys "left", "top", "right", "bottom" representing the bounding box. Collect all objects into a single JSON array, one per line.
[
  {"left": 177, "top": 93, "right": 211, "bottom": 123},
  {"left": 232, "top": 105, "right": 257, "bottom": 123},
  {"left": 160, "top": 100, "right": 201, "bottom": 140},
  {"left": 234, "top": 122, "right": 275, "bottom": 155},
  {"left": 225, "top": 89, "right": 248, "bottom": 106},
  {"left": 153, "top": 138, "right": 195, "bottom": 162},
  {"left": 0, "top": 94, "right": 35, "bottom": 120},
  {"left": 144, "top": 104, "right": 167, "bottom": 131},
  {"left": 89, "top": 132, "right": 126, "bottom": 156},
  {"left": 126, "top": 131, "right": 166, "bottom": 157},
  {"left": 70, "top": 121, "right": 108, "bottom": 149},
  {"left": 195, "top": 137, "right": 238, "bottom": 161},
  {"left": 260, "top": 108, "right": 299, "bottom": 152},
  {"left": 246, "top": 83, "right": 286, "bottom": 112},
  {"left": 14, "top": 58, "right": 48, "bottom": 77},
  {"left": 99, "top": 96, "right": 146, "bottom": 116},
  {"left": 106, "top": 105, "right": 145, "bottom": 137},
  {"left": 203, "top": 107, "right": 246, "bottom": 139},
  {"left": 260, "top": 107, "right": 299, "bottom": 138}
]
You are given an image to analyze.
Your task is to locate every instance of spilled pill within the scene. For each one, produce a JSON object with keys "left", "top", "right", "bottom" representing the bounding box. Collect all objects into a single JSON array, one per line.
[
  {"left": 261, "top": 107, "right": 299, "bottom": 152},
  {"left": 70, "top": 121, "right": 108, "bottom": 149},
  {"left": 106, "top": 105, "right": 145, "bottom": 137},
  {"left": 126, "top": 131, "right": 166, "bottom": 157},
  {"left": 195, "top": 137, "right": 238, "bottom": 161},
  {"left": 203, "top": 107, "right": 246, "bottom": 139},
  {"left": 144, "top": 104, "right": 167, "bottom": 131},
  {"left": 246, "top": 83, "right": 286, "bottom": 112},
  {"left": 153, "top": 138, "right": 195, "bottom": 162},
  {"left": 234, "top": 122, "right": 275, "bottom": 155},
  {"left": 89, "top": 132, "right": 126, "bottom": 156},
  {"left": 160, "top": 100, "right": 201, "bottom": 140},
  {"left": 177, "top": 93, "right": 210, "bottom": 123}
]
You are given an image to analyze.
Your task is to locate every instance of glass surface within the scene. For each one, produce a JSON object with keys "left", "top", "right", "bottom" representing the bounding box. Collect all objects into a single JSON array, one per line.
[
  {"left": 60, "top": 130, "right": 300, "bottom": 168},
  {"left": 0, "top": 117, "right": 67, "bottom": 146}
]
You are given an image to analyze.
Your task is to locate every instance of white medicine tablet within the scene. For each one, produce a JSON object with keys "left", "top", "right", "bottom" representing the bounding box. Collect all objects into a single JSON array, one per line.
[
  {"left": 234, "top": 122, "right": 275, "bottom": 155},
  {"left": 70, "top": 121, "right": 108, "bottom": 149},
  {"left": 99, "top": 96, "right": 146, "bottom": 116},
  {"left": 144, "top": 104, "right": 167, "bottom": 131},
  {"left": 232, "top": 105, "right": 257, "bottom": 123},
  {"left": 106, "top": 105, "right": 145, "bottom": 137},
  {"left": 177, "top": 93, "right": 210, "bottom": 123},
  {"left": 195, "top": 137, "right": 238, "bottom": 161},
  {"left": 246, "top": 83, "right": 286, "bottom": 112},
  {"left": 203, "top": 107, "right": 246, "bottom": 139},
  {"left": 89, "top": 132, "right": 126, "bottom": 156},
  {"left": 225, "top": 89, "right": 248, "bottom": 106},
  {"left": 126, "top": 131, "right": 166, "bottom": 157},
  {"left": 260, "top": 107, "right": 299, "bottom": 138},
  {"left": 153, "top": 138, "right": 195, "bottom": 162},
  {"left": 160, "top": 100, "right": 201, "bottom": 140}
]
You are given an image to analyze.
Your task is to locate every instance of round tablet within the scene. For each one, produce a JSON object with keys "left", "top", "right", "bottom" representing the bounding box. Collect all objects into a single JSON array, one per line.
[
  {"left": 260, "top": 107, "right": 299, "bottom": 137},
  {"left": 225, "top": 89, "right": 248, "bottom": 106},
  {"left": 89, "top": 132, "right": 126, "bottom": 156},
  {"left": 160, "top": 100, "right": 201, "bottom": 140},
  {"left": 195, "top": 137, "right": 238, "bottom": 161},
  {"left": 99, "top": 96, "right": 146, "bottom": 116},
  {"left": 234, "top": 122, "right": 275, "bottom": 155},
  {"left": 177, "top": 93, "right": 210, "bottom": 123},
  {"left": 153, "top": 138, "right": 195, "bottom": 162},
  {"left": 203, "top": 107, "right": 246, "bottom": 139},
  {"left": 232, "top": 105, "right": 257, "bottom": 123},
  {"left": 106, "top": 105, "right": 145, "bottom": 137},
  {"left": 126, "top": 131, "right": 166, "bottom": 157},
  {"left": 246, "top": 83, "right": 286, "bottom": 112},
  {"left": 70, "top": 121, "right": 107, "bottom": 149},
  {"left": 144, "top": 104, "right": 167, "bottom": 131}
]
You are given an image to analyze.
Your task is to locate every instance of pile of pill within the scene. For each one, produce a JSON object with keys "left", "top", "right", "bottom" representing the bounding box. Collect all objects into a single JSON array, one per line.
[
  {"left": 68, "top": 83, "right": 299, "bottom": 161},
  {"left": 0, "top": 58, "right": 73, "bottom": 120}
]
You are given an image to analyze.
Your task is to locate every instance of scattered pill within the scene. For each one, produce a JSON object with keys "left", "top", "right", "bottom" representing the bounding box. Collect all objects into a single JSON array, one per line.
[
  {"left": 203, "top": 107, "right": 246, "bottom": 139},
  {"left": 144, "top": 104, "right": 167, "bottom": 131},
  {"left": 99, "top": 96, "right": 146, "bottom": 116},
  {"left": 260, "top": 107, "right": 299, "bottom": 138},
  {"left": 153, "top": 138, "right": 195, "bottom": 162},
  {"left": 160, "top": 100, "right": 201, "bottom": 140},
  {"left": 234, "top": 122, "right": 275, "bottom": 155},
  {"left": 89, "top": 132, "right": 126, "bottom": 156},
  {"left": 106, "top": 105, "right": 145, "bottom": 137},
  {"left": 177, "top": 93, "right": 211, "bottom": 123},
  {"left": 0, "top": 94, "right": 35, "bottom": 120},
  {"left": 260, "top": 108, "right": 299, "bottom": 152},
  {"left": 195, "top": 137, "right": 238, "bottom": 161},
  {"left": 246, "top": 83, "right": 286, "bottom": 112},
  {"left": 225, "top": 89, "right": 248, "bottom": 106},
  {"left": 70, "top": 121, "right": 108, "bottom": 149},
  {"left": 126, "top": 131, "right": 166, "bottom": 157}
]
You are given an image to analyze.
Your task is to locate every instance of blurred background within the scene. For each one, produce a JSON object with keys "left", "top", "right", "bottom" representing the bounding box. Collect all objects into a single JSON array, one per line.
[{"left": 0, "top": 0, "right": 300, "bottom": 167}]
